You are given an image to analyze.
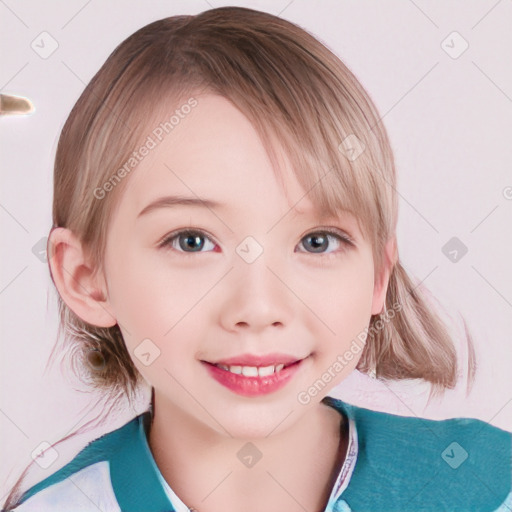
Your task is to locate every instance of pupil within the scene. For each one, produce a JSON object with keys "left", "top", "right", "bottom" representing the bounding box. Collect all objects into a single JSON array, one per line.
[
  {"left": 180, "top": 234, "right": 204, "bottom": 251},
  {"left": 307, "top": 234, "right": 327, "bottom": 252}
]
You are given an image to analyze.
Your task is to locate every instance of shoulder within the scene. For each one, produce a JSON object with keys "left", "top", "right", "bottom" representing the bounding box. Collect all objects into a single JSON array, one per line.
[
  {"left": 8, "top": 462, "right": 120, "bottom": 511},
  {"left": 7, "top": 414, "right": 142, "bottom": 511},
  {"left": 323, "top": 396, "right": 512, "bottom": 511}
]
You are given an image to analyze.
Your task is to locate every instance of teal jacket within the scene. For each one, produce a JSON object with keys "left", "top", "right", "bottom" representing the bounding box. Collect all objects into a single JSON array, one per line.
[{"left": 8, "top": 396, "right": 512, "bottom": 511}]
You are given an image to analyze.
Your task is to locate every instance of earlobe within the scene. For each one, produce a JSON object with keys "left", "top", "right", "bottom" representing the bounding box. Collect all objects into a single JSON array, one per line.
[
  {"left": 48, "top": 227, "right": 117, "bottom": 328},
  {"left": 371, "top": 236, "right": 397, "bottom": 315}
]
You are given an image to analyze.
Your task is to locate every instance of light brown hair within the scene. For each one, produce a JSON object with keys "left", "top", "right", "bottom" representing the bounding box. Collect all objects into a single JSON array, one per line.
[{"left": 4, "top": 6, "right": 475, "bottom": 508}]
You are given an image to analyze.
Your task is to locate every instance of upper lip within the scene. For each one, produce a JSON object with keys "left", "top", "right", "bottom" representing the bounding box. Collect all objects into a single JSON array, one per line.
[{"left": 206, "top": 353, "right": 304, "bottom": 367}]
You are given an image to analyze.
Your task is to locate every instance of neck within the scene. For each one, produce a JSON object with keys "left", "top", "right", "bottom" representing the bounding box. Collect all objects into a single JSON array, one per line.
[{"left": 147, "top": 393, "right": 347, "bottom": 512}]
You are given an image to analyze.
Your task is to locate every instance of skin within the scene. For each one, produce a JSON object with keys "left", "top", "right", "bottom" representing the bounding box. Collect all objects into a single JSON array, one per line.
[{"left": 49, "top": 93, "right": 396, "bottom": 512}]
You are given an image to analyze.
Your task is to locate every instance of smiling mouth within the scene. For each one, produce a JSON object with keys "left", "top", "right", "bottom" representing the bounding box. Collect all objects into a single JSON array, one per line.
[
  {"left": 201, "top": 354, "right": 308, "bottom": 397},
  {"left": 205, "top": 360, "right": 301, "bottom": 377}
]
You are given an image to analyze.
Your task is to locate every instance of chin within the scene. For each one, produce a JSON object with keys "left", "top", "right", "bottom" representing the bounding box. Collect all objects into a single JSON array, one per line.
[{"left": 206, "top": 396, "right": 300, "bottom": 440}]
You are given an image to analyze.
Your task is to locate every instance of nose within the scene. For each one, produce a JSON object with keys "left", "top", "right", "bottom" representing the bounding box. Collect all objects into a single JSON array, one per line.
[{"left": 218, "top": 254, "right": 293, "bottom": 333}]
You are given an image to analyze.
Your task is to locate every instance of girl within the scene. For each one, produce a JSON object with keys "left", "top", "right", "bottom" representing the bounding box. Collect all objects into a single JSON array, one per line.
[{"left": 4, "top": 6, "right": 511, "bottom": 511}]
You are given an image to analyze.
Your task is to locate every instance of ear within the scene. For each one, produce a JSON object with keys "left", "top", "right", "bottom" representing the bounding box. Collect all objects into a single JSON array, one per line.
[
  {"left": 371, "top": 235, "right": 398, "bottom": 315},
  {"left": 47, "top": 227, "right": 117, "bottom": 328}
]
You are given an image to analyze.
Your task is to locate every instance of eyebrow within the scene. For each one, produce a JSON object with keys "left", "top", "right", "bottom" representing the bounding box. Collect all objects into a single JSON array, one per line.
[
  {"left": 137, "top": 195, "right": 223, "bottom": 218},
  {"left": 136, "top": 195, "right": 357, "bottom": 231}
]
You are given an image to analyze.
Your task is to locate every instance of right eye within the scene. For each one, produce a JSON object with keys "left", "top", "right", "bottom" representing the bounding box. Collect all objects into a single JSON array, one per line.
[{"left": 158, "top": 229, "right": 219, "bottom": 255}]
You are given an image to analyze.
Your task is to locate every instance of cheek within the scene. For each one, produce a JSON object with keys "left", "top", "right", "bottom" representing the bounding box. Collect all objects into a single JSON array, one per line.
[
  {"left": 106, "top": 249, "right": 215, "bottom": 355},
  {"left": 300, "top": 257, "right": 375, "bottom": 348},
  {"left": 104, "top": 247, "right": 168, "bottom": 343}
]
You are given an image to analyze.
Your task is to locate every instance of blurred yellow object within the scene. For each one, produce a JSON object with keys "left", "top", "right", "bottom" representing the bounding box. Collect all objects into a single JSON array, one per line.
[{"left": 0, "top": 93, "right": 34, "bottom": 116}]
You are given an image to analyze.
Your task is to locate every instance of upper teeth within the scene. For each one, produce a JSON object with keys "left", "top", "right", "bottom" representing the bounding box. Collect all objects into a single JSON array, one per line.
[{"left": 216, "top": 364, "right": 285, "bottom": 376}]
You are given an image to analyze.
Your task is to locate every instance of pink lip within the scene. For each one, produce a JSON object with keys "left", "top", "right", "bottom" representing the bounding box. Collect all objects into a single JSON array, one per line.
[
  {"left": 208, "top": 353, "right": 302, "bottom": 367},
  {"left": 201, "top": 355, "right": 308, "bottom": 397}
]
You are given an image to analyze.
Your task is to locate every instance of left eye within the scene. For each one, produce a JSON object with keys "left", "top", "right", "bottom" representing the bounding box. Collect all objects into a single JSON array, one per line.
[{"left": 297, "top": 231, "right": 351, "bottom": 254}]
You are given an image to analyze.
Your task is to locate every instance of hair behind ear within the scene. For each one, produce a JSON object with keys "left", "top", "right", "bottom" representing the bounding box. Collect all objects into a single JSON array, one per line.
[{"left": 357, "top": 259, "right": 477, "bottom": 401}]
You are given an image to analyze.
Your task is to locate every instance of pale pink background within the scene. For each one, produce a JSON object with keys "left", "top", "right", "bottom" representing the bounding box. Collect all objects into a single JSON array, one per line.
[{"left": 1, "top": 0, "right": 511, "bottom": 501}]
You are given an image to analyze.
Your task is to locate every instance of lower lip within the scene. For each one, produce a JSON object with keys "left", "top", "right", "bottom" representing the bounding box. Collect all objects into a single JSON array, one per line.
[{"left": 202, "top": 360, "right": 304, "bottom": 397}]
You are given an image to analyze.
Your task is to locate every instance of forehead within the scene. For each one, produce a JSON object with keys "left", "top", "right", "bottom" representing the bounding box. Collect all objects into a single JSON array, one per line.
[
  {"left": 121, "top": 95, "right": 315, "bottom": 212},
  {"left": 111, "top": 92, "right": 365, "bottom": 238}
]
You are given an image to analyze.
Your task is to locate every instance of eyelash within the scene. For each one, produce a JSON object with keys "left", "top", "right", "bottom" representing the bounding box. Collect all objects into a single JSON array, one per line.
[{"left": 157, "top": 227, "right": 354, "bottom": 258}]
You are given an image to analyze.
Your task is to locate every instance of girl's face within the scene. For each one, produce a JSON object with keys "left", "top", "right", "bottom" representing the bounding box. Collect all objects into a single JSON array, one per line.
[{"left": 101, "top": 93, "right": 389, "bottom": 437}]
